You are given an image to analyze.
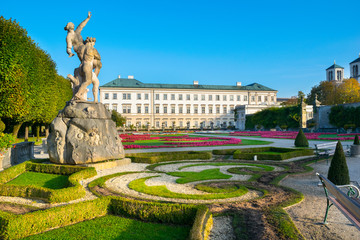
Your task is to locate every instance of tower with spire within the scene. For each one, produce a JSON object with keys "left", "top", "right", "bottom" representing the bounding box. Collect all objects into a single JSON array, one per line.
[
  {"left": 326, "top": 60, "right": 344, "bottom": 82},
  {"left": 350, "top": 54, "right": 360, "bottom": 81}
]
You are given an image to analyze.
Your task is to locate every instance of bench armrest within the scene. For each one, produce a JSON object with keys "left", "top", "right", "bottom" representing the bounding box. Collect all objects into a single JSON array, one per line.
[{"left": 337, "top": 184, "right": 360, "bottom": 198}]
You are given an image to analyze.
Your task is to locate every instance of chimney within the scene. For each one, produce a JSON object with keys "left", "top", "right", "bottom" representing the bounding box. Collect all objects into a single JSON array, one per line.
[
  {"left": 118, "top": 75, "right": 121, "bottom": 78},
  {"left": 236, "top": 82, "right": 242, "bottom": 86},
  {"left": 128, "top": 75, "right": 134, "bottom": 79},
  {"left": 193, "top": 81, "right": 199, "bottom": 85}
]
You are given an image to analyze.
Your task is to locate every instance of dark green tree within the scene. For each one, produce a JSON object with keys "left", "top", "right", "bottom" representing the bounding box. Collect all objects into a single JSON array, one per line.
[
  {"left": 111, "top": 110, "right": 126, "bottom": 127},
  {"left": 354, "top": 135, "right": 359, "bottom": 145},
  {"left": 327, "top": 141, "right": 350, "bottom": 185},
  {"left": 294, "top": 129, "right": 309, "bottom": 147}
]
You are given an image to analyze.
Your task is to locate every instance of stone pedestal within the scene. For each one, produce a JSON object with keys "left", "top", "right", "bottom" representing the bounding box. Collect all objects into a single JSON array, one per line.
[
  {"left": 48, "top": 101, "right": 125, "bottom": 165},
  {"left": 351, "top": 145, "right": 360, "bottom": 157}
]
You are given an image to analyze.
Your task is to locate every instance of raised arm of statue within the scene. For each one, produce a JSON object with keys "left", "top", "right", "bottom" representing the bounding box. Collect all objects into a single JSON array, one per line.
[{"left": 75, "top": 12, "right": 91, "bottom": 33}]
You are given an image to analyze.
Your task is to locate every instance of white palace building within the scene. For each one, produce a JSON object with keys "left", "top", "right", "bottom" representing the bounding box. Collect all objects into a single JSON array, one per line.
[{"left": 99, "top": 75, "right": 278, "bottom": 129}]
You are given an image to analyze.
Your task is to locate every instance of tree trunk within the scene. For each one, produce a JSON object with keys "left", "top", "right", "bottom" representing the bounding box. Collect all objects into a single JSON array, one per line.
[
  {"left": 25, "top": 126, "right": 29, "bottom": 141},
  {"left": 36, "top": 125, "right": 40, "bottom": 142},
  {"left": 45, "top": 125, "right": 49, "bottom": 138},
  {"left": 12, "top": 122, "right": 23, "bottom": 138}
]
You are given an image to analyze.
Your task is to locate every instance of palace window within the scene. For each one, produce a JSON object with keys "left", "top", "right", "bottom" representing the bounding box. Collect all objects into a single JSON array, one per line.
[{"left": 104, "top": 93, "right": 109, "bottom": 100}]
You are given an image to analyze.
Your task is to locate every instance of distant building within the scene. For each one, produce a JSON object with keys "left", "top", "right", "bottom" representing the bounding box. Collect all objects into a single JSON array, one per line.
[
  {"left": 326, "top": 61, "right": 344, "bottom": 82},
  {"left": 350, "top": 55, "right": 360, "bottom": 81},
  {"left": 99, "top": 75, "right": 277, "bottom": 129}
]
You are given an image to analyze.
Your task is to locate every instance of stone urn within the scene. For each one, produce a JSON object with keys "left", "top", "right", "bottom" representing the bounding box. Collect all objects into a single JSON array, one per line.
[{"left": 351, "top": 145, "right": 360, "bottom": 157}]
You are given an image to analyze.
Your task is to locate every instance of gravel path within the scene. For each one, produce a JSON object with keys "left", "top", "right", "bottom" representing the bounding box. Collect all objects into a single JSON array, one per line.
[
  {"left": 209, "top": 216, "right": 235, "bottom": 240},
  {"left": 281, "top": 157, "right": 360, "bottom": 240}
]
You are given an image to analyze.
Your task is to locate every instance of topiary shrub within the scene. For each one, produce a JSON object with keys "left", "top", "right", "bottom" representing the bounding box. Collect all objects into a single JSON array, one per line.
[
  {"left": 327, "top": 141, "right": 350, "bottom": 185},
  {"left": 294, "top": 129, "right": 308, "bottom": 147},
  {"left": 0, "top": 119, "right": 5, "bottom": 133},
  {"left": 354, "top": 135, "right": 360, "bottom": 145}
]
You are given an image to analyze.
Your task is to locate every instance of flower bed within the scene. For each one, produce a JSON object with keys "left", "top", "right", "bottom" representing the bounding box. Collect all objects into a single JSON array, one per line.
[
  {"left": 230, "top": 131, "right": 356, "bottom": 141},
  {"left": 121, "top": 134, "right": 242, "bottom": 149}
]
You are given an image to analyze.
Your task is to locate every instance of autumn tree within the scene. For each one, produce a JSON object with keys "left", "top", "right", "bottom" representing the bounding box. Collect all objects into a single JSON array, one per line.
[{"left": 307, "top": 79, "right": 360, "bottom": 105}]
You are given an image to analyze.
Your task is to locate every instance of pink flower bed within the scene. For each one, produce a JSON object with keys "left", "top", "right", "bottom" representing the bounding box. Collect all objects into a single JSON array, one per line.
[
  {"left": 122, "top": 134, "right": 241, "bottom": 149},
  {"left": 230, "top": 131, "right": 356, "bottom": 141}
]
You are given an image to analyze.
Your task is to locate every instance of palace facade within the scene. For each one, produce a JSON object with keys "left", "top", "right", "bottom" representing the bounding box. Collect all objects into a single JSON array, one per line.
[{"left": 99, "top": 76, "right": 278, "bottom": 129}]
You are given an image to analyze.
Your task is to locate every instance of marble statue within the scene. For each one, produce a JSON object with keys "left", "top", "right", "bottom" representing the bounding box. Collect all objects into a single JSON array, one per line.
[
  {"left": 47, "top": 12, "right": 125, "bottom": 165},
  {"left": 64, "top": 12, "right": 102, "bottom": 102}
]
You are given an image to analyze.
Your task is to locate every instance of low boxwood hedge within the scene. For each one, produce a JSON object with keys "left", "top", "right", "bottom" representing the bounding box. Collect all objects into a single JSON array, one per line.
[
  {"left": 233, "top": 147, "right": 313, "bottom": 160},
  {"left": 0, "top": 196, "right": 211, "bottom": 240},
  {"left": 212, "top": 149, "right": 237, "bottom": 155},
  {"left": 126, "top": 151, "right": 212, "bottom": 164},
  {"left": 0, "top": 161, "right": 96, "bottom": 203}
]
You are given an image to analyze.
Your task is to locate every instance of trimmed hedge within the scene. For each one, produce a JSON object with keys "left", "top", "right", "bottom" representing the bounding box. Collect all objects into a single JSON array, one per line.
[
  {"left": 294, "top": 129, "right": 309, "bottom": 147},
  {"left": 0, "top": 196, "right": 211, "bottom": 240},
  {"left": 0, "top": 161, "right": 97, "bottom": 203},
  {"left": 126, "top": 151, "right": 212, "bottom": 164},
  {"left": 233, "top": 147, "right": 313, "bottom": 160},
  {"left": 212, "top": 149, "right": 237, "bottom": 155},
  {"left": 189, "top": 206, "right": 213, "bottom": 240},
  {"left": 328, "top": 141, "right": 350, "bottom": 185}
]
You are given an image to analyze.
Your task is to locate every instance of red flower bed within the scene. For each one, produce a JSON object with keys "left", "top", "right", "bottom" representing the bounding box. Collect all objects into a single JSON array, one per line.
[{"left": 121, "top": 134, "right": 241, "bottom": 149}]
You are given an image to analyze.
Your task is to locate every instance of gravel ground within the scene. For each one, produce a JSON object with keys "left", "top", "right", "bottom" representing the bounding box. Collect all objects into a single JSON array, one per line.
[{"left": 209, "top": 216, "right": 236, "bottom": 240}]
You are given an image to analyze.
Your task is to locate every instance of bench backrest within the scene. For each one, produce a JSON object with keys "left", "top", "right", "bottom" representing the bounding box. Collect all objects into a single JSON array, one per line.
[
  {"left": 317, "top": 173, "right": 360, "bottom": 224},
  {"left": 315, "top": 142, "right": 337, "bottom": 149}
]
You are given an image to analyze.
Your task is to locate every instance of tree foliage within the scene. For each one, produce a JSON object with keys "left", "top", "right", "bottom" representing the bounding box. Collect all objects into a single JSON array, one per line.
[
  {"left": 329, "top": 105, "right": 360, "bottom": 128},
  {"left": 307, "top": 79, "right": 360, "bottom": 105},
  {"left": 327, "top": 141, "right": 350, "bottom": 185},
  {"left": 111, "top": 110, "right": 126, "bottom": 127},
  {"left": 245, "top": 105, "right": 300, "bottom": 130},
  {"left": 0, "top": 16, "right": 72, "bottom": 136}
]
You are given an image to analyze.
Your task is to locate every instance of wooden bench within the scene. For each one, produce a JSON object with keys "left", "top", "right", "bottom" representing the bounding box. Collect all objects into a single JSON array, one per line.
[
  {"left": 314, "top": 142, "right": 351, "bottom": 158},
  {"left": 314, "top": 142, "right": 338, "bottom": 158},
  {"left": 316, "top": 173, "right": 360, "bottom": 230}
]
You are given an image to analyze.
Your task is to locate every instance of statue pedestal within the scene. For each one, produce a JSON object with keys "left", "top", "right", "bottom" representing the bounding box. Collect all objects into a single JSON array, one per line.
[{"left": 48, "top": 101, "right": 125, "bottom": 165}]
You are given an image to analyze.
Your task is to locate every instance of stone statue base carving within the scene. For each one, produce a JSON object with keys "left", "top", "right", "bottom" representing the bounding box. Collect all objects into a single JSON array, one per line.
[{"left": 47, "top": 101, "right": 125, "bottom": 164}]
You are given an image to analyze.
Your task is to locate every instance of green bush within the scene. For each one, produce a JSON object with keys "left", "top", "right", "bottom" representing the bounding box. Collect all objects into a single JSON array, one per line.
[
  {"left": 354, "top": 135, "right": 360, "bottom": 145},
  {"left": 0, "top": 196, "right": 209, "bottom": 240},
  {"left": 233, "top": 147, "right": 313, "bottom": 160},
  {"left": 0, "top": 161, "right": 97, "bottom": 203},
  {"left": 126, "top": 151, "right": 212, "bottom": 164},
  {"left": 294, "top": 129, "right": 309, "bottom": 147},
  {"left": 328, "top": 141, "right": 350, "bottom": 185}
]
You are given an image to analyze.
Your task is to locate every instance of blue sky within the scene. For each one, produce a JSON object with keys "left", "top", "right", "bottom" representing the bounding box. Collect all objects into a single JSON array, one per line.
[{"left": 2, "top": 0, "right": 360, "bottom": 98}]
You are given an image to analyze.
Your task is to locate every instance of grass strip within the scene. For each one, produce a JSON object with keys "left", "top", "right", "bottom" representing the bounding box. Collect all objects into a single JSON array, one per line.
[
  {"left": 128, "top": 176, "right": 248, "bottom": 200},
  {"left": 178, "top": 163, "right": 274, "bottom": 171},
  {"left": 23, "top": 215, "right": 191, "bottom": 240},
  {"left": 168, "top": 169, "right": 232, "bottom": 184}
]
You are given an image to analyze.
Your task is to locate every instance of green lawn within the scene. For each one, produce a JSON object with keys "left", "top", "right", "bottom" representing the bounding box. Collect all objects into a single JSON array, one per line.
[
  {"left": 178, "top": 163, "right": 274, "bottom": 171},
  {"left": 15, "top": 138, "right": 43, "bottom": 145},
  {"left": 6, "top": 172, "right": 69, "bottom": 189},
  {"left": 23, "top": 215, "right": 190, "bottom": 240},
  {"left": 128, "top": 176, "right": 248, "bottom": 200},
  {"left": 168, "top": 169, "right": 232, "bottom": 184}
]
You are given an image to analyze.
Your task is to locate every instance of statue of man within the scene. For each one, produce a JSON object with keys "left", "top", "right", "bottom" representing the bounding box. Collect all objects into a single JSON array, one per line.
[
  {"left": 74, "top": 37, "right": 100, "bottom": 102},
  {"left": 64, "top": 12, "right": 102, "bottom": 76}
]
